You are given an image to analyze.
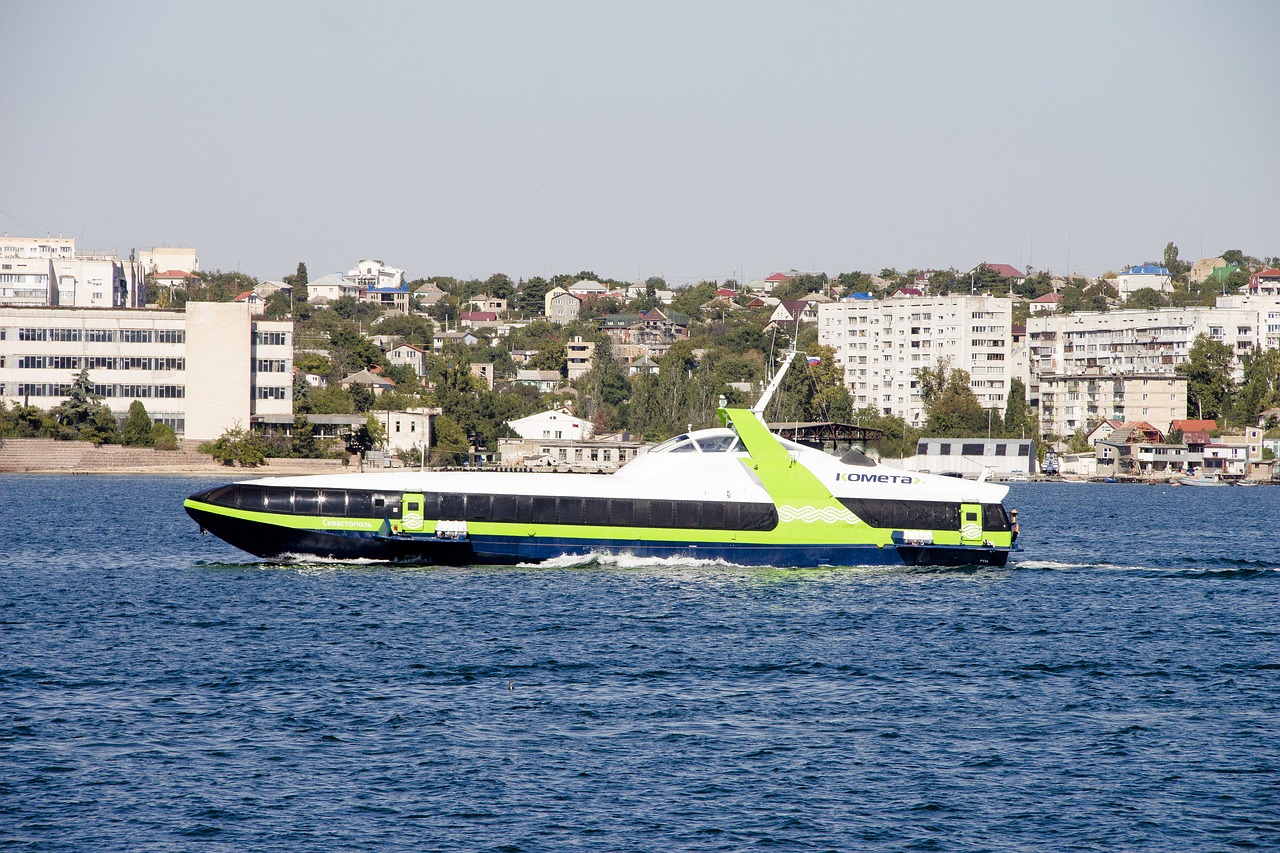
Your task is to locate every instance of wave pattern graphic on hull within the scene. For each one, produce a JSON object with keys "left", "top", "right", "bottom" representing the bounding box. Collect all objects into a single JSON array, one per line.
[{"left": 777, "top": 504, "right": 860, "bottom": 524}]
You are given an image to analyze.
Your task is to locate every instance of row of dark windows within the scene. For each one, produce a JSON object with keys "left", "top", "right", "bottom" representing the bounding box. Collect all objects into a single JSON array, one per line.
[
  {"left": 920, "top": 442, "right": 1032, "bottom": 457},
  {"left": 838, "top": 498, "right": 1012, "bottom": 531},
  {"left": 200, "top": 484, "right": 1011, "bottom": 533},
  {"left": 203, "top": 485, "right": 778, "bottom": 532}
]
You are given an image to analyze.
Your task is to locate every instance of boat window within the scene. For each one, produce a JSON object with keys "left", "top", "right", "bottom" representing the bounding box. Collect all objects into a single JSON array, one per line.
[
  {"left": 238, "top": 485, "right": 267, "bottom": 510},
  {"left": 440, "top": 493, "right": 464, "bottom": 519},
  {"left": 293, "top": 489, "right": 320, "bottom": 515},
  {"left": 694, "top": 434, "right": 740, "bottom": 453},
  {"left": 464, "top": 494, "right": 492, "bottom": 520},
  {"left": 651, "top": 434, "right": 690, "bottom": 453},
  {"left": 346, "top": 491, "right": 374, "bottom": 518},
  {"left": 669, "top": 441, "right": 697, "bottom": 452}
]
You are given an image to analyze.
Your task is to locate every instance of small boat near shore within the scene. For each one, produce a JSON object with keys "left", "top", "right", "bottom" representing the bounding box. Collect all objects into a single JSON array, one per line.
[
  {"left": 184, "top": 352, "right": 1017, "bottom": 568},
  {"left": 1179, "top": 472, "right": 1231, "bottom": 487}
]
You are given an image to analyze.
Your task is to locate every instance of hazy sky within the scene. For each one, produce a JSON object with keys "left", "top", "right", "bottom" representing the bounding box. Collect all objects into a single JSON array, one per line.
[{"left": 3, "top": 1, "right": 1277, "bottom": 285}]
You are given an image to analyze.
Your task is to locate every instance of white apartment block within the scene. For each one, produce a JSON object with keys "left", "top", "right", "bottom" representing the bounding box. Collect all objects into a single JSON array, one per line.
[
  {"left": 0, "top": 302, "right": 292, "bottom": 440},
  {"left": 138, "top": 246, "right": 199, "bottom": 274},
  {"left": 818, "top": 294, "right": 1013, "bottom": 427},
  {"left": 1026, "top": 295, "right": 1280, "bottom": 385},
  {"left": 1, "top": 236, "right": 145, "bottom": 308},
  {"left": 1038, "top": 373, "right": 1187, "bottom": 437}
]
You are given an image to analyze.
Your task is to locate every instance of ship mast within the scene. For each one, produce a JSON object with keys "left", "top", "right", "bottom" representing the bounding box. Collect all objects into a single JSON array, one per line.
[{"left": 751, "top": 350, "right": 801, "bottom": 419}]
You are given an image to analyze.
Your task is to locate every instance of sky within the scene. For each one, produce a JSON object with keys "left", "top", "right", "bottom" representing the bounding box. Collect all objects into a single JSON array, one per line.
[{"left": 3, "top": 1, "right": 1278, "bottom": 286}]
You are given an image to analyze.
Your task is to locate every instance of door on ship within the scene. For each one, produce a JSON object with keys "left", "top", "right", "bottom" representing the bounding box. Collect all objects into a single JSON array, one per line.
[
  {"left": 401, "top": 492, "right": 426, "bottom": 533},
  {"left": 959, "top": 502, "right": 983, "bottom": 545}
]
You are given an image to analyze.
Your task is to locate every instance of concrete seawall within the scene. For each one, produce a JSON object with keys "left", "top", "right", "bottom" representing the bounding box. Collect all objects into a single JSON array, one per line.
[{"left": 0, "top": 438, "right": 349, "bottom": 476}]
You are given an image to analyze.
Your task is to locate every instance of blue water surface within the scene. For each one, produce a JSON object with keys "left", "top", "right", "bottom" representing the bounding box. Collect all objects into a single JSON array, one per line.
[{"left": 1, "top": 476, "right": 1278, "bottom": 851}]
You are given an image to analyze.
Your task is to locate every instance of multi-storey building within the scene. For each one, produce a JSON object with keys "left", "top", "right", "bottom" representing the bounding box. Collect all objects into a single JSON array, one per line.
[
  {"left": 1037, "top": 373, "right": 1186, "bottom": 437},
  {"left": 566, "top": 336, "right": 596, "bottom": 380},
  {"left": 0, "top": 236, "right": 144, "bottom": 308},
  {"left": 1026, "top": 295, "right": 1280, "bottom": 386},
  {"left": 0, "top": 302, "right": 291, "bottom": 440},
  {"left": 817, "top": 294, "right": 1013, "bottom": 426}
]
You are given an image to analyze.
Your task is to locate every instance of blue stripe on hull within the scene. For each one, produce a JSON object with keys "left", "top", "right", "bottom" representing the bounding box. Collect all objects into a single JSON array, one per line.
[{"left": 464, "top": 534, "right": 1010, "bottom": 568}]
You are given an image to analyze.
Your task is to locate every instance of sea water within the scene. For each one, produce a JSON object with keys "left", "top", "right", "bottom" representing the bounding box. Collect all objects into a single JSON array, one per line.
[{"left": 1, "top": 475, "right": 1277, "bottom": 851}]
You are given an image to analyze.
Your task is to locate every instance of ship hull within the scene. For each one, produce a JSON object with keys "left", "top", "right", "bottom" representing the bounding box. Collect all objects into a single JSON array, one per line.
[{"left": 186, "top": 504, "right": 1010, "bottom": 568}]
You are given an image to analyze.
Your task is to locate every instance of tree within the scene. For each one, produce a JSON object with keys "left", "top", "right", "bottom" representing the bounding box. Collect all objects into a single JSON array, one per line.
[
  {"left": 283, "top": 262, "right": 309, "bottom": 304},
  {"left": 1178, "top": 334, "right": 1235, "bottom": 420},
  {"left": 50, "top": 368, "right": 118, "bottom": 444},
  {"left": 430, "top": 414, "right": 470, "bottom": 465},
  {"left": 1231, "top": 347, "right": 1280, "bottom": 425},
  {"left": 1003, "top": 378, "right": 1031, "bottom": 438},
  {"left": 198, "top": 423, "right": 268, "bottom": 466},
  {"left": 151, "top": 422, "right": 178, "bottom": 450},
  {"left": 917, "top": 360, "right": 992, "bottom": 437},
  {"left": 121, "top": 400, "right": 155, "bottom": 446},
  {"left": 1125, "top": 287, "right": 1167, "bottom": 309},
  {"left": 1163, "top": 242, "right": 1189, "bottom": 278}
]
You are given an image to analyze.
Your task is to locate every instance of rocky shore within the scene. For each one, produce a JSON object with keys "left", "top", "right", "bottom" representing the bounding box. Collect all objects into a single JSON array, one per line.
[{"left": 0, "top": 438, "right": 348, "bottom": 476}]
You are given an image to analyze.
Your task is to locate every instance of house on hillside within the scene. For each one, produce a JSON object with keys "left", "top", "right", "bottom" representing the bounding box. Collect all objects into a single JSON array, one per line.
[
  {"left": 413, "top": 283, "right": 447, "bottom": 307},
  {"left": 507, "top": 407, "right": 593, "bottom": 441},
  {"left": 466, "top": 295, "right": 508, "bottom": 314},
  {"left": 1115, "top": 264, "right": 1173, "bottom": 297},
  {"left": 459, "top": 310, "right": 500, "bottom": 329},
  {"left": 1249, "top": 268, "right": 1280, "bottom": 295},
  {"left": 545, "top": 287, "right": 581, "bottom": 325},
  {"left": 233, "top": 290, "right": 265, "bottom": 315},
  {"left": 767, "top": 300, "right": 817, "bottom": 327},
  {"left": 1029, "top": 292, "right": 1062, "bottom": 314},
  {"left": 340, "top": 368, "right": 396, "bottom": 397},
  {"left": 307, "top": 273, "right": 359, "bottom": 303},
  {"left": 513, "top": 369, "right": 562, "bottom": 392},
  {"left": 566, "top": 336, "right": 595, "bottom": 380},
  {"left": 567, "top": 279, "right": 608, "bottom": 298},
  {"left": 980, "top": 263, "right": 1026, "bottom": 286},
  {"left": 432, "top": 330, "right": 480, "bottom": 351},
  {"left": 386, "top": 342, "right": 430, "bottom": 376}
]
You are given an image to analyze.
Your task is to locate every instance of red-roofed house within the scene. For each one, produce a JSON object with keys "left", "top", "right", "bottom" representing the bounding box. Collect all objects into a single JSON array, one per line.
[
  {"left": 233, "top": 290, "right": 265, "bottom": 314},
  {"left": 982, "top": 263, "right": 1027, "bottom": 284},
  {"left": 459, "top": 310, "right": 500, "bottom": 329},
  {"left": 154, "top": 269, "right": 198, "bottom": 289},
  {"left": 767, "top": 300, "right": 817, "bottom": 327},
  {"left": 1030, "top": 292, "right": 1062, "bottom": 314},
  {"left": 756, "top": 272, "right": 791, "bottom": 294},
  {"left": 891, "top": 287, "right": 924, "bottom": 298},
  {"left": 1249, "top": 268, "right": 1280, "bottom": 296}
]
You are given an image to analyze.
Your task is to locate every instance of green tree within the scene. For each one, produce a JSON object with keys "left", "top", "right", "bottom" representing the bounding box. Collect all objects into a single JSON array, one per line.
[
  {"left": 198, "top": 423, "right": 268, "bottom": 466},
  {"left": 917, "top": 360, "right": 992, "bottom": 436},
  {"left": 1163, "top": 242, "right": 1189, "bottom": 278},
  {"left": 430, "top": 414, "right": 471, "bottom": 465},
  {"left": 1231, "top": 347, "right": 1280, "bottom": 425},
  {"left": 1178, "top": 334, "right": 1235, "bottom": 420},
  {"left": 50, "top": 368, "right": 119, "bottom": 443},
  {"left": 1003, "top": 378, "right": 1031, "bottom": 438},
  {"left": 121, "top": 400, "right": 155, "bottom": 446},
  {"left": 1125, "top": 287, "right": 1168, "bottom": 309},
  {"left": 283, "top": 262, "right": 309, "bottom": 303},
  {"left": 151, "top": 422, "right": 178, "bottom": 450}
]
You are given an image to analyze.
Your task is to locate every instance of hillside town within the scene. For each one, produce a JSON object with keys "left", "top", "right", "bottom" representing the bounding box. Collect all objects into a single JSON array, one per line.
[{"left": 3, "top": 233, "right": 1280, "bottom": 482}]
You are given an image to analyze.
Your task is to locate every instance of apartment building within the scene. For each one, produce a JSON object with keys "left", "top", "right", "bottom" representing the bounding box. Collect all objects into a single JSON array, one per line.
[
  {"left": 0, "top": 236, "right": 144, "bottom": 308},
  {"left": 1037, "top": 373, "right": 1187, "bottom": 437},
  {"left": 0, "top": 302, "right": 292, "bottom": 440},
  {"left": 817, "top": 294, "right": 1014, "bottom": 426},
  {"left": 1026, "top": 295, "right": 1280, "bottom": 385}
]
